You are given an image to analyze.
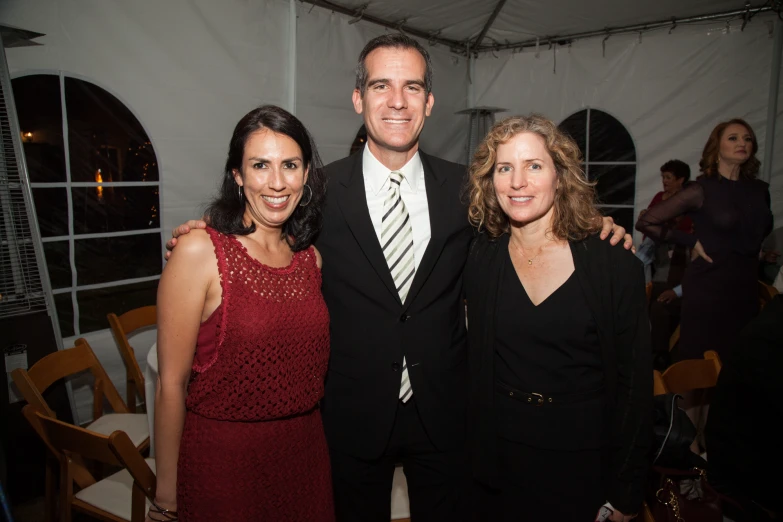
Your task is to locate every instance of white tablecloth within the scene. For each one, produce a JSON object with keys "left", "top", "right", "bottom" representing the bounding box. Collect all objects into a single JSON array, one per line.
[{"left": 143, "top": 341, "right": 410, "bottom": 516}]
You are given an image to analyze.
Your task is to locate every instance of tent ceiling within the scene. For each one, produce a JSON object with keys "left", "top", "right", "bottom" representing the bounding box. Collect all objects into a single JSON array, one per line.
[{"left": 303, "top": 0, "right": 773, "bottom": 51}]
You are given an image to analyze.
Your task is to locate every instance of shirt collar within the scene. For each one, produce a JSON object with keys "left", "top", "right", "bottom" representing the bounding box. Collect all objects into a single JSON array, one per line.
[{"left": 362, "top": 145, "right": 423, "bottom": 195}]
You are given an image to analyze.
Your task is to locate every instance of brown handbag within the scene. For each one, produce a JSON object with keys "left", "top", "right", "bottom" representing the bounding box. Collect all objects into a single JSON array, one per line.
[{"left": 648, "top": 467, "right": 722, "bottom": 522}]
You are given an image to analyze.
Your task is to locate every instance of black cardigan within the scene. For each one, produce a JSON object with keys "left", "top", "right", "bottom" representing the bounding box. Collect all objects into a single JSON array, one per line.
[{"left": 464, "top": 232, "right": 653, "bottom": 514}]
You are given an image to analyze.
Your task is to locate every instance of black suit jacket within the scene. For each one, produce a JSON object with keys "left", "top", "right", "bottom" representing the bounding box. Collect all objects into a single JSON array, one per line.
[
  {"left": 316, "top": 150, "right": 472, "bottom": 459},
  {"left": 464, "top": 232, "right": 653, "bottom": 514}
]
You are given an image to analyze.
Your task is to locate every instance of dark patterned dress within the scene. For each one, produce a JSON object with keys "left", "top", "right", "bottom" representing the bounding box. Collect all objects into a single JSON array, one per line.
[
  {"left": 176, "top": 227, "right": 334, "bottom": 521},
  {"left": 637, "top": 177, "right": 772, "bottom": 360}
]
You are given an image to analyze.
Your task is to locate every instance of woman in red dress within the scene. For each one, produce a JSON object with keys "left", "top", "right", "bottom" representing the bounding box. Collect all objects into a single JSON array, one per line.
[{"left": 148, "top": 106, "right": 333, "bottom": 521}]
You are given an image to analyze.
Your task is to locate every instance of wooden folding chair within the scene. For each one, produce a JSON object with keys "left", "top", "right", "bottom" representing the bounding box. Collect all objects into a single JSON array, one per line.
[
  {"left": 667, "top": 325, "right": 680, "bottom": 353},
  {"left": 11, "top": 338, "right": 150, "bottom": 520},
  {"left": 759, "top": 280, "right": 779, "bottom": 310},
  {"left": 25, "top": 405, "right": 156, "bottom": 522},
  {"left": 107, "top": 305, "right": 156, "bottom": 413},
  {"left": 653, "top": 350, "right": 722, "bottom": 395}
]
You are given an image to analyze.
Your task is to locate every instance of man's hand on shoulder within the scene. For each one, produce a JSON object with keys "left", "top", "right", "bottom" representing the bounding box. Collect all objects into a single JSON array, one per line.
[
  {"left": 165, "top": 219, "right": 208, "bottom": 260},
  {"left": 598, "top": 216, "right": 634, "bottom": 252}
]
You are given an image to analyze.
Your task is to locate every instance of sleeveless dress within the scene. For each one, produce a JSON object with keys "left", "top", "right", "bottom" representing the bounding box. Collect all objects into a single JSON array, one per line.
[{"left": 176, "top": 227, "right": 334, "bottom": 521}]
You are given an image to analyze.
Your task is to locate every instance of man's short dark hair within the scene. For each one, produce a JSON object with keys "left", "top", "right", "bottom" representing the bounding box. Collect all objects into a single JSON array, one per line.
[
  {"left": 355, "top": 33, "right": 433, "bottom": 97},
  {"left": 660, "top": 159, "right": 691, "bottom": 182}
]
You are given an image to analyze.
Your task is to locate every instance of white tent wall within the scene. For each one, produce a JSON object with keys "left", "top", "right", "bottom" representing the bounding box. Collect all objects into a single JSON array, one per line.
[
  {"left": 1, "top": 0, "right": 293, "bottom": 422},
  {"left": 295, "top": 4, "right": 469, "bottom": 165},
  {"left": 1, "top": 1, "right": 779, "bottom": 423},
  {"left": 472, "top": 18, "right": 781, "bottom": 243}
]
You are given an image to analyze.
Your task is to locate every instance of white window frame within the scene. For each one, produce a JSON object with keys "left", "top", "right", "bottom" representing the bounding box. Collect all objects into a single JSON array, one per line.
[
  {"left": 564, "top": 108, "right": 638, "bottom": 219},
  {"left": 20, "top": 72, "right": 162, "bottom": 337}
]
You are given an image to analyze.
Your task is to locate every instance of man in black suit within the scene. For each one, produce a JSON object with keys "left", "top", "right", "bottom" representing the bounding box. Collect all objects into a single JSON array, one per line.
[
  {"left": 167, "top": 33, "right": 630, "bottom": 521},
  {"left": 317, "top": 34, "right": 474, "bottom": 522}
]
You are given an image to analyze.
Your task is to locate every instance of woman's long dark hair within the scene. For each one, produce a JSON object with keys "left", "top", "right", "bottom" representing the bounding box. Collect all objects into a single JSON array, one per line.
[{"left": 205, "top": 105, "right": 326, "bottom": 251}]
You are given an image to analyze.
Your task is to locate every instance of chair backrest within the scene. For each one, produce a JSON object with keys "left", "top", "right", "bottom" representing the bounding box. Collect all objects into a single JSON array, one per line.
[
  {"left": 652, "top": 370, "right": 668, "bottom": 396},
  {"left": 107, "top": 306, "right": 156, "bottom": 412},
  {"left": 655, "top": 350, "right": 722, "bottom": 395},
  {"left": 11, "top": 338, "right": 128, "bottom": 420},
  {"left": 759, "top": 280, "right": 779, "bottom": 309},
  {"left": 28, "top": 405, "right": 156, "bottom": 522},
  {"left": 668, "top": 325, "right": 680, "bottom": 352}
]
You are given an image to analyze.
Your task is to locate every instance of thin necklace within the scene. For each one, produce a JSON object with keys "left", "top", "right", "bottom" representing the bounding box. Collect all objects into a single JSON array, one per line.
[{"left": 510, "top": 239, "right": 546, "bottom": 266}]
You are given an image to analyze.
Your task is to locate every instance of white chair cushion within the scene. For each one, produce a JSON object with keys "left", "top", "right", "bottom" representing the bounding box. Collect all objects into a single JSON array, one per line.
[
  {"left": 390, "top": 465, "right": 410, "bottom": 520},
  {"left": 87, "top": 413, "right": 150, "bottom": 448},
  {"left": 74, "top": 458, "right": 156, "bottom": 521}
]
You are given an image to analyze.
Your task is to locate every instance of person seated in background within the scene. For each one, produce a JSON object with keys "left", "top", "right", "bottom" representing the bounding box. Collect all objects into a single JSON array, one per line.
[
  {"left": 704, "top": 294, "right": 783, "bottom": 522},
  {"left": 636, "top": 160, "right": 692, "bottom": 367},
  {"left": 759, "top": 226, "right": 782, "bottom": 285}
]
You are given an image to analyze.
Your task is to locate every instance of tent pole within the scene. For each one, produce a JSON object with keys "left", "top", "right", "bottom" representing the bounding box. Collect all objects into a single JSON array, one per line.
[
  {"left": 288, "top": 0, "right": 297, "bottom": 114},
  {"left": 763, "top": 15, "right": 782, "bottom": 183}
]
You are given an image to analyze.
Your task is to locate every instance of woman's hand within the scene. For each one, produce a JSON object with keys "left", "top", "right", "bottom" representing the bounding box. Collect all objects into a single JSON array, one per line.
[{"left": 690, "top": 240, "right": 713, "bottom": 263}]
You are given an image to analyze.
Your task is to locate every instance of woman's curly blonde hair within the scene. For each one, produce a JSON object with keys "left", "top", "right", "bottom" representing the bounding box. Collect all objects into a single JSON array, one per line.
[{"left": 467, "top": 114, "right": 602, "bottom": 240}]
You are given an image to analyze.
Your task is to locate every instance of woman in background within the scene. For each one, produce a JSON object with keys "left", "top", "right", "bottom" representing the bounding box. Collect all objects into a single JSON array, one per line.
[
  {"left": 636, "top": 118, "right": 773, "bottom": 361},
  {"left": 149, "top": 105, "right": 333, "bottom": 521}
]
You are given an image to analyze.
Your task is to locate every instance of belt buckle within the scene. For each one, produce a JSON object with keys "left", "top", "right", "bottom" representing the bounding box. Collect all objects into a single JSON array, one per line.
[{"left": 531, "top": 392, "right": 545, "bottom": 406}]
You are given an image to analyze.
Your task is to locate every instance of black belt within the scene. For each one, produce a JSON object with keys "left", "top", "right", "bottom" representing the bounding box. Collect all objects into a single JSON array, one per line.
[{"left": 495, "top": 381, "right": 604, "bottom": 406}]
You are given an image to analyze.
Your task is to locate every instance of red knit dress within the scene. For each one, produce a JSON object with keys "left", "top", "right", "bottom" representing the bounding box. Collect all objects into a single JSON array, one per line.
[{"left": 176, "top": 227, "right": 334, "bottom": 521}]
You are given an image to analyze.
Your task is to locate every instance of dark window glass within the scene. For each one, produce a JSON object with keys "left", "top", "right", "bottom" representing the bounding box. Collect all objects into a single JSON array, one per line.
[
  {"left": 64, "top": 78, "right": 159, "bottom": 183},
  {"left": 559, "top": 111, "right": 587, "bottom": 160},
  {"left": 54, "top": 293, "right": 74, "bottom": 338},
  {"left": 77, "top": 279, "right": 158, "bottom": 333},
  {"left": 75, "top": 234, "right": 161, "bottom": 286},
  {"left": 43, "top": 241, "right": 71, "bottom": 289},
  {"left": 588, "top": 109, "right": 636, "bottom": 162},
  {"left": 11, "top": 75, "right": 67, "bottom": 183},
  {"left": 590, "top": 165, "right": 636, "bottom": 206},
  {"left": 72, "top": 186, "right": 160, "bottom": 234},
  {"left": 600, "top": 207, "right": 634, "bottom": 236},
  {"left": 32, "top": 188, "right": 68, "bottom": 237}
]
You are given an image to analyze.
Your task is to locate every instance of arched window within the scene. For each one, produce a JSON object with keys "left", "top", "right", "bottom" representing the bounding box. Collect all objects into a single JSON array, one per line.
[
  {"left": 559, "top": 109, "right": 636, "bottom": 232},
  {"left": 12, "top": 74, "right": 161, "bottom": 338}
]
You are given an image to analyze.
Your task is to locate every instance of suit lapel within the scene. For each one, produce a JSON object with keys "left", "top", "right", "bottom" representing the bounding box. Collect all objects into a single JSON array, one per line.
[
  {"left": 402, "top": 151, "right": 450, "bottom": 311},
  {"left": 335, "top": 153, "right": 400, "bottom": 304}
]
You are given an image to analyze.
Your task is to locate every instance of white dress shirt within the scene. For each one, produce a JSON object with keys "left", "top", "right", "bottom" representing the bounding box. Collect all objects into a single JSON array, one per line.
[{"left": 363, "top": 146, "right": 431, "bottom": 271}]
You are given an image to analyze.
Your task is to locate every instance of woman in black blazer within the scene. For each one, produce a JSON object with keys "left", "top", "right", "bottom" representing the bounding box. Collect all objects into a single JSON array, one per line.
[{"left": 464, "top": 115, "right": 652, "bottom": 522}]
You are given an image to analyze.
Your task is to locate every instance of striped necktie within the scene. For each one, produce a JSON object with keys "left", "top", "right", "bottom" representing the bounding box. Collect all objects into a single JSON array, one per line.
[{"left": 382, "top": 170, "right": 415, "bottom": 402}]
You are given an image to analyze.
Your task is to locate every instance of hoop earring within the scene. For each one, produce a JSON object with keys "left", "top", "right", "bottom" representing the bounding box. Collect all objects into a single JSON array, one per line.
[
  {"left": 238, "top": 185, "right": 243, "bottom": 200},
  {"left": 300, "top": 185, "right": 313, "bottom": 207}
]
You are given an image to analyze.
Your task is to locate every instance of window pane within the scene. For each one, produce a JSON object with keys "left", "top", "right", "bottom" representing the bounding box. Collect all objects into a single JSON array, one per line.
[
  {"left": 600, "top": 207, "right": 634, "bottom": 236},
  {"left": 72, "top": 186, "right": 160, "bottom": 234},
  {"left": 11, "top": 75, "right": 67, "bottom": 183},
  {"left": 64, "top": 78, "right": 159, "bottom": 183},
  {"left": 77, "top": 279, "right": 158, "bottom": 333},
  {"left": 43, "top": 241, "right": 71, "bottom": 289},
  {"left": 75, "top": 234, "right": 161, "bottom": 286},
  {"left": 590, "top": 165, "right": 636, "bottom": 206},
  {"left": 32, "top": 188, "right": 68, "bottom": 237},
  {"left": 588, "top": 109, "right": 636, "bottom": 162},
  {"left": 54, "top": 292, "right": 75, "bottom": 338},
  {"left": 559, "top": 110, "right": 587, "bottom": 160}
]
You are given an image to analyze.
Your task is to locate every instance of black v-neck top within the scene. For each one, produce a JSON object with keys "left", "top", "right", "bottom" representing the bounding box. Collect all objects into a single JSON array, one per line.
[{"left": 494, "top": 250, "right": 603, "bottom": 395}]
